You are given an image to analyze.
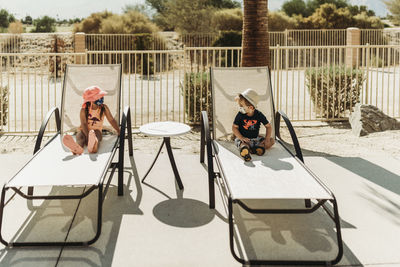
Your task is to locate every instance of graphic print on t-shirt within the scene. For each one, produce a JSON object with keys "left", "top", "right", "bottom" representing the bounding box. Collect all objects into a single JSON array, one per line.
[{"left": 243, "top": 119, "right": 257, "bottom": 130}]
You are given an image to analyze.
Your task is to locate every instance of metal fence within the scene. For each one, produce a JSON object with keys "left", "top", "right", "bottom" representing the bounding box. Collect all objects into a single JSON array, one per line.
[
  {"left": 1, "top": 45, "right": 400, "bottom": 133},
  {"left": 86, "top": 33, "right": 168, "bottom": 51},
  {"left": 2, "top": 30, "right": 400, "bottom": 54}
]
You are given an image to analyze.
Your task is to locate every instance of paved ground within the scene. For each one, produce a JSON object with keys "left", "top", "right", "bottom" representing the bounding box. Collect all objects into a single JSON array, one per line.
[{"left": 0, "top": 130, "right": 399, "bottom": 266}]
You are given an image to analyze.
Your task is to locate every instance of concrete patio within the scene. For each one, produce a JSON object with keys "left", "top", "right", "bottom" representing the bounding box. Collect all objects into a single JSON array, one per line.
[{"left": 0, "top": 134, "right": 399, "bottom": 267}]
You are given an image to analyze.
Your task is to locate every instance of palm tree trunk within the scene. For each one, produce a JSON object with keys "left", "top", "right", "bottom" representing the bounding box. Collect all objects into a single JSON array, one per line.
[{"left": 241, "top": 0, "right": 269, "bottom": 67}]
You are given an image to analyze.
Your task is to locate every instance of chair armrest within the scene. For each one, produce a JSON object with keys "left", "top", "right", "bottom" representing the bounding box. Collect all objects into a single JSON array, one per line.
[
  {"left": 34, "top": 107, "right": 61, "bottom": 154},
  {"left": 275, "top": 110, "right": 304, "bottom": 162}
]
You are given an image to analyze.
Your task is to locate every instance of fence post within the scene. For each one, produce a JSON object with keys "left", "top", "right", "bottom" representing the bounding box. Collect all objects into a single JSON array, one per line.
[
  {"left": 285, "top": 29, "right": 288, "bottom": 47},
  {"left": 365, "top": 43, "right": 370, "bottom": 104},
  {"left": 74, "top": 32, "right": 86, "bottom": 64},
  {"left": 346, "top": 27, "right": 360, "bottom": 67}
]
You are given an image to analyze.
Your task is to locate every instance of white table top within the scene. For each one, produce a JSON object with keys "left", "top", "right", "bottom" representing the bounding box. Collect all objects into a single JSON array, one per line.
[{"left": 139, "top": 121, "right": 191, "bottom": 137}]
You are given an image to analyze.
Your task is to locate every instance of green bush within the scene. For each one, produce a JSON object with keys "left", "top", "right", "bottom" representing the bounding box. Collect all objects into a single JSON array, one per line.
[
  {"left": 212, "top": 30, "right": 241, "bottom": 47},
  {"left": 0, "top": 85, "right": 8, "bottom": 126},
  {"left": 182, "top": 72, "right": 212, "bottom": 124},
  {"left": 212, "top": 31, "right": 241, "bottom": 67},
  {"left": 305, "top": 66, "right": 364, "bottom": 119},
  {"left": 31, "top": 16, "right": 56, "bottom": 32}
]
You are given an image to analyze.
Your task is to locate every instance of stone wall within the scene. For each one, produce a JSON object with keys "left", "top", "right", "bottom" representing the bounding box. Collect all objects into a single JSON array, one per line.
[
  {"left": 0, "top": 33, "right": 74, "bottom": 53},
  {"left": 19, "top": 33, "right": 74, "bottom": 53}
]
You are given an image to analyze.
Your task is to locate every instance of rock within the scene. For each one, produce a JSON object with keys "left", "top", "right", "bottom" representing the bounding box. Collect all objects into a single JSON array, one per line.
[{"left": 349, "top": 103, "right": 400, "bottom": 136}]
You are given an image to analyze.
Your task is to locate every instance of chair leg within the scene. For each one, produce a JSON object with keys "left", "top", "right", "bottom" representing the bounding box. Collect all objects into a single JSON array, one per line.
[{"left": 0, "top": 187, "right": 9, "bottom": 247}]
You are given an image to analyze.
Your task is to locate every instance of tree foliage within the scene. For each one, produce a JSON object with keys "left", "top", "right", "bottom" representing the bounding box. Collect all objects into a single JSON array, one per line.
[
  {"left": 31, "top": 16, "right": 56, "bottom": 32},
  {"left": 163, "top": 0, "right": 215, "bottom": 33},
  {"left": 282, "top": 0, "right": 309, "bottom": 17},
  {"left": 385, "top": 0, "right": 400, "bottom": 25},
  {"left": 0, "top": 9, "right": 15, "bottom": 29},
  {"left": 282, "top": 0, "right": 380, "bottom": 28},
  {"left": 146, "top": 0, "right": 241, "bottom": 31},
  {"left": 23, "top": 15, "right": 33, "bottom": 25}
]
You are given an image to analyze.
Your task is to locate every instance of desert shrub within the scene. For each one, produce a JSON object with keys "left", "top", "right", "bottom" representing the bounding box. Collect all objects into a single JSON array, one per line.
[
  {"left": 0, "top": 85, "right": 8, "bottom": 126},
  {"left": 182, "top": 72, "right": 212, "bottom": 124},
  {"left": 8, "top": 21, "right": 23, "bottom": 33},
  {"left": 212, "top": 8, "right": 242, "bottom": 31},
  {"left": 73, "top": 11, "right": 113, "bottom": 33},
  {"left": 100, "top": 11, "right": 159, "bottom": 34},
  {"left": 268, "top": 11, "right": 298, "bottom": 31},
  {"left": 305, "top": 66, "right": 364, "bottom": 119}
]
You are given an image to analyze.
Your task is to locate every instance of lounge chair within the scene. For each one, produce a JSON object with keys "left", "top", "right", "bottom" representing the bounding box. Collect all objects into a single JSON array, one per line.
[
  {"left": 200, "top": 67, "right": 343, "bottom": 265},
  {"left": 0, "top": 64, "right": 133, "bottom": 247}
]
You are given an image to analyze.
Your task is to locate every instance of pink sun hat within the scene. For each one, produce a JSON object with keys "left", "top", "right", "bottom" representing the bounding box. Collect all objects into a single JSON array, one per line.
[{"left": 82, "top": 86, "right": 107, "bottom": 107}]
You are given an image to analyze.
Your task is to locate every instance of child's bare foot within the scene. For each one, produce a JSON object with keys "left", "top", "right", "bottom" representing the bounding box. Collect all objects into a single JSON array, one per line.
[
  {"left": 88, "top": 130, "right": 98, "bottom": 153},
  {"left": 63, "top": 135, "right": 83, "bottom": 155}
]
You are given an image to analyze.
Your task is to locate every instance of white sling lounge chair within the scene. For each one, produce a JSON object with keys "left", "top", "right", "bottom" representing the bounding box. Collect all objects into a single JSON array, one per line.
[
  {"left": 200, "top": 67, "right": 343, "bottom": 265},
  {"left": 0, "top": 64, "right": 133, "bottom": 247}
]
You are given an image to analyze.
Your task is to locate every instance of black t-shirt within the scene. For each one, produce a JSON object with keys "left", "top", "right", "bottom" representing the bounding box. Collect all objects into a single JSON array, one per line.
[{"left": 233, "top": 110, "right": 269, "bottom": 139}]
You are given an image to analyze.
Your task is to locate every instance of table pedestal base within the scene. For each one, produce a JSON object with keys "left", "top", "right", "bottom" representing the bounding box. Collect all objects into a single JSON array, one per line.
[{"left": 141, "top": 137, "right": 184, "bottom": 190}]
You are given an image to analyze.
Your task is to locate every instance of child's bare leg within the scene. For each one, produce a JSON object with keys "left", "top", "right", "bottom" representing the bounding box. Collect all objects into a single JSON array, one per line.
[
  {"left": 92, "top": 130, "right": 102, "bottom": 153},
  {"left": 264, "top": 137, "right": 275, "bottom": 149},
  {"left": 76, "top": 131, "right": 86, "bottom": 149}
]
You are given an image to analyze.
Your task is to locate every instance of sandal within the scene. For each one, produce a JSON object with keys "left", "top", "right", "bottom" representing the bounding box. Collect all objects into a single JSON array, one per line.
[
  {"left": 62, "top": 135, "right": 83, "bottom": 155},
  {"left": 255, "top": 146, "right": 265, "bottom": 156},
  {"left": 240, "top": 146, "right": 252, "bottom": 161}
]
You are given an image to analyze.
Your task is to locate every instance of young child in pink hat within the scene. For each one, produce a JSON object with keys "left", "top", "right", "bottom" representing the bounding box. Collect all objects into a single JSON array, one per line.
[{"left": 62, "top": 85, "right": 120, "bottom": 155}]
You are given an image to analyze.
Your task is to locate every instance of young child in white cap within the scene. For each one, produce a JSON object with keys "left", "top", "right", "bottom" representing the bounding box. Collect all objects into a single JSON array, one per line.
[{"left": 232, "top": 88, "right": 274, "bottom": 161}]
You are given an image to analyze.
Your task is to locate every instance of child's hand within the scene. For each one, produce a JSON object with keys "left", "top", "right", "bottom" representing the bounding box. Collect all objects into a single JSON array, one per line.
[{"left": 241, "top": 137, "right": 250, "bottom": 144}]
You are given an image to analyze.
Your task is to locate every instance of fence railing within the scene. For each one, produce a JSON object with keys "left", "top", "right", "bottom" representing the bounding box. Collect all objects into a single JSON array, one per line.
[
  {"left": 86, "top": 33, "right": 168, "bottom": 51},
  {"left": 2, "top": 29, "right": 400, "bottom": 54},
  {"left": 1, "top": 45, "right": 400, "bottom": 133}
]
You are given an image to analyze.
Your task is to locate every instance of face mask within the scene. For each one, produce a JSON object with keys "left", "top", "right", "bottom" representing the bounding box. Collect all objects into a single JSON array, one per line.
[
  {"left": 94, "top": 97, "right": 104, "bottom": 106},
  {"left": 239, "top": 106, "right": 247, "bottom": 114}
]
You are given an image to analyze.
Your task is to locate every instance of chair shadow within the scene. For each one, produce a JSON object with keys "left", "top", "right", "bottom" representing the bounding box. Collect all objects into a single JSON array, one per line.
[
  {"left": 203, "top": 140, "right": 364, "bottom": 265},
  {"left": 283, "top": 140, "right": 400, "bottom": 224},
  {"left": 0, "top": 155, "right": 142, "bottom": 267},
  {"left": 232, "top": 201, "right": 362, "bottom": 266}
]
